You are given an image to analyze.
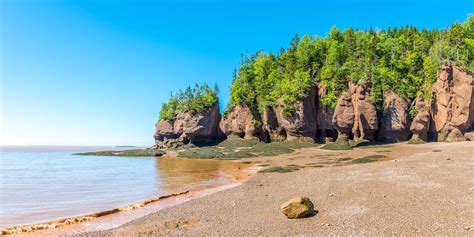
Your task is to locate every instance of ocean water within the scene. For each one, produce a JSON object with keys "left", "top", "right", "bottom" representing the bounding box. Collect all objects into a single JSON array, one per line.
[{"left": 0, "top": 146, "right": 238, "bottom": 228}]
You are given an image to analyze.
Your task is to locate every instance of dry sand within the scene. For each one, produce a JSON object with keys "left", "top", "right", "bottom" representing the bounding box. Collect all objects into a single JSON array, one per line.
[{"left": 17, "top": 141, "right": 474, "bottom": 236}]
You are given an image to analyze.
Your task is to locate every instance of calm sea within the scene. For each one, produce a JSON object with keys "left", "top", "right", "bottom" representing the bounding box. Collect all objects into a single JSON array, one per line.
[{"left": 0, "top": 146, "right": 239, "bottom": 228}]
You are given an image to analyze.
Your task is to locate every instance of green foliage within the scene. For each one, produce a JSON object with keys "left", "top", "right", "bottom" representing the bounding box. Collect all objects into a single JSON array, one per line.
[
  {"left": 227, "top": 16, "right": 474, "bottom": 112},
  {"left": 159, "top": 83, "right": 218, "bottom": 121},
  {"left": 74, "top": 149, "right": 165, "bottom": 157},
  {"left": 321, "top": 138, "right": 353, "bottom": 150},
  {"left": 258, "top": 165, "right": 301, "bottom": 173},
  {"left": 351, "top": 155, "right": 386, "bottom": 164},
  {"left": 177, "top": 139, "right": 318, "bottom": 159}
]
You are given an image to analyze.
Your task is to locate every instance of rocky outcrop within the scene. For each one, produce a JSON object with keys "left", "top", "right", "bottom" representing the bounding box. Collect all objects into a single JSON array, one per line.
[
  {"left": 332, "top": 92, "right": 354, "bottom": 140},
  {"left": 154, "top": 104, "right": 221, "bottom": 148},
  {"left": 332, "top": 83, "right": 378, "bottom": 141},
  {"left": 350, "top": 83, "right": 379, "bottom": 141},
  {"left": 316, "top": 84, "right": 336, "bottom": 143},
  {"left": 431, "top": 62, "right": 474, "bottom": 141},
  {"left": 464, "top": 132, "right": 474, "bottom": 141},
  {"left": 274, "top": 86, "right": 318, "bottom": 141},
  {"left": 262, "top": 107, "right": 286, "bottom": 142},
  {"left": 155, "top": 63, "right": 473, "bottom": 147},
  {"left": 280, "top": 197, "right": 315, "bottom": 219},
  {"left": 409, "top": 97, "right": 431, "bottom": 142},
  {"left": 219, "top": 105, "right": 262, "bottom": 140},
  {"left": 445, "top": 128, "right": 466, "bottom": 142},
  {"left": 377, "top": 91, "right": 411, "bottom": 142}
]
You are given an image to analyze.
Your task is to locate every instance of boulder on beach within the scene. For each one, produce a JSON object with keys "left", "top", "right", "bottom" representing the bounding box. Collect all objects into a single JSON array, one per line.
[{"left": 280, "top": 196, "right": 315, "bottom": 219}]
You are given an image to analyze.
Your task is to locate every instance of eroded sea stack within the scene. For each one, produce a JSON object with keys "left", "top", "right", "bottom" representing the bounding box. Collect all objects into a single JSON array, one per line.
[
  {"left": 154, "top": 63, "right": 473, "bottom": 148},
  {"left": 154, "top": 103, "right": 221, "bottom": 148}
]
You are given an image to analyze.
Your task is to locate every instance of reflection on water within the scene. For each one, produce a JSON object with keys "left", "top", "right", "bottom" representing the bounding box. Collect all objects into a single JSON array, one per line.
[
  {"left": 0, "top": 146, "right": 241, "bottom": 228},
  {"left": 155, "top": 158, "right": 239, "bottom": 191}
]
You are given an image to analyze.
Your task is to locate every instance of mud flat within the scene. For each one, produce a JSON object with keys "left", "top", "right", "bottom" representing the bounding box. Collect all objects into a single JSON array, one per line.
[{"left": 81, "top": 141, "right": 473, "bottom": 236}]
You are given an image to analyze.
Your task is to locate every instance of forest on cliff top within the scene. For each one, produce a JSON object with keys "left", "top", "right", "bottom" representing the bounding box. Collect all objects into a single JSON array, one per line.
[
  {"left": 160, "top": 16, "right": 473, "bottom": 120},
  {"left": 229, "top": 15, "right": 473, "bottom": 116}
]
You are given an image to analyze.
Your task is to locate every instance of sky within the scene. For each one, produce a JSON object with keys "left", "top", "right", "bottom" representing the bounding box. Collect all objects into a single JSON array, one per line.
[{"left": 1, "top": 0, "right": 472, "bottom": 146}]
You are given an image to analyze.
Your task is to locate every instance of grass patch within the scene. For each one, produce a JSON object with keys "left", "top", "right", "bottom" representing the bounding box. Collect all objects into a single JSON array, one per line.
[
  {"left": 353, "top": 140, "right": 386, "bottom": 148},
  {"left": 258, "top": 165, "right": 300, "bottom": 173},
  {"left": 308, "top": 165, "right": 324, "bottom": 168},
  {"left": 321, "top": 138, "right": 352, "bottom": 150},
  {"left": 74, "top": 149, "right": 165, "bottom": 157},
  {"left": 407, "top": 138, "right": 426, "bottom": 144},
  {"left": 277, "top": 140, "right": 320, "bottom": 149},
  {"left": 245, "top": 143, "right": 294, "bottom": 156},
  {"left": 376, "top": 150, "right": 391, "bottom": 153},
  {"left": 432, "top": 150, "right": 442, "bottom": 152},
  {"left": 217, "top": 138, "right": 260, "bottom": 148},
  {"left": 177, "top": 139, "right": 319, "bottom": 159},
  {"left": 177, "top": 147, "right": 226, "bottom": 159},
  {"left": 337, "top": 157, "right": 352, "bottom": 161},
  {"left": 351, "top": 154, "right": 386, "bottom": 164}
]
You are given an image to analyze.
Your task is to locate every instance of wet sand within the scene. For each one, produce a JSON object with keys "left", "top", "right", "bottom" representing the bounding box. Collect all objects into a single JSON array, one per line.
[
  {"left": 82, "top": 141, "right": 474, "bottom": 236},
  {"left": 9, "top": 141, "right": 474, "bottom": 236}
]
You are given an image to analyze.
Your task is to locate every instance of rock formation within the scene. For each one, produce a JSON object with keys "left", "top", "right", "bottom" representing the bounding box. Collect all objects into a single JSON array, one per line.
[
  {"left": 331, "top": 83, "right": 379, "bottom": 142},
  {"left": 430, "top": 62, "right": 474, "bottom": 141},
  {"left": 219, "top": 105, "right": 263, "bottom": 140},
  {"left": 409, "top": 96, "right": 431, "bottom": 142},
  {"left": 154, "top": 103, "right": 221, "bottom": 148},
  {"left": 262, "top": 106, "right": 286, "bottom": 142},
  {"left": 332, "top": 92, "right": 355, "bottom": 141},
  {"left": 155, "top": 63, "right": 473, "bottom": 147},
  {"left": 377, "top": 91, "right": 411, "bottom": 142},
  {"left": 280, "top": 196, "right": 315, "bottom": 219},
  {"left": 350, "top": 83, "right": 379, "bottom": 141},
  {"left": 273, "top": 86, "right": 318, "bottom": 141},
  {"left": 316, "top": 83, "right": 336, "bottom": 143}
]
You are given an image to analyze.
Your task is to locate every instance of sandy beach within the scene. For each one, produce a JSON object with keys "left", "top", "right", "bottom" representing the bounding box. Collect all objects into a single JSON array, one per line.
[{"left": 8, "top": 141, "right": 473, "bottom": 236}]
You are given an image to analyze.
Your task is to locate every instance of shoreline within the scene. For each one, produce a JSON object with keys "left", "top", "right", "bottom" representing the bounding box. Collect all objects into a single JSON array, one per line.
[
  {"left": 1, "top": 160, "right": 257, "bottom": 236},
  {"left": 82, "top": 141, "right": 474, "bottom": 236}
]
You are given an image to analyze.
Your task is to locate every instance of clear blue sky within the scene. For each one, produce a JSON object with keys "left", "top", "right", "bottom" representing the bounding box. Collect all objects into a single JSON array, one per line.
[{"left": 1, "top": 0, "right": 472, "bottom": 146}]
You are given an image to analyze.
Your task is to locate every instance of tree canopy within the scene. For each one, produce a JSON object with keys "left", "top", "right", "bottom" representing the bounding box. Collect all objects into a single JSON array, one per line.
[
  {"left": 159, "top": 83, "right": 219, "bottom": 121},
  {"left": 228, "top": 16, "right": 473, "bottom": 115}
]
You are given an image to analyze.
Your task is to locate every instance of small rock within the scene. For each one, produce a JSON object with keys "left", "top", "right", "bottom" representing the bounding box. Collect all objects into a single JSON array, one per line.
[
  {"left": 383, "top": 195, "right": 387, "bottom": 198},
  {"left": 2, "top": 229, "right": 14, "bottom": 235},
  {"left": 281, "top": 196, "right": 315, "bottom": 219},
  {"left": 447, "top": 158, "right": 451, "bottom": 160},
  {"left": 326, "top": 223, "right": 331, "bottom": 226},
  {"left": 464, "top": 226, "right": 471, "bottom": 230},
  {"left": 21, "top": 226, "right": 32, "bottom": 232},
  {"left": 329, "top": 194, "right": 334, "bottom": 197}
]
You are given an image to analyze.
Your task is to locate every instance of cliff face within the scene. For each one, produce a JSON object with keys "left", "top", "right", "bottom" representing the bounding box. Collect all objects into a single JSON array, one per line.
[
  {"left": 273, "top": 86, "right": 318, "bottom": 141},
  {"left": 154, "top": 103, "right": 221, "bottom": 148},
  {"left": 377, "top": 91, "right": 411, "bottom": 142},
  {"left": 219, "top": 105, "right": 263, "bottom": 140},
  {"left": 155, "top": 63, "right": 473, "bottom": 147},
  {"left": 430, "top": 62, "right": 474, "bottom": 141}
]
